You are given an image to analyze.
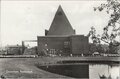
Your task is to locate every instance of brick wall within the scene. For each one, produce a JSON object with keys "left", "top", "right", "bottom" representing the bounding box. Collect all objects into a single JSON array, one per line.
[
  {"left": 37, "top": 35, "right": 89, "bottom": 56},
  {"left": 70, "top": 35, "right": 89, "bottom": 54},
  {"left": 37, "top": 36, "right": 70, "bottom": 55}
]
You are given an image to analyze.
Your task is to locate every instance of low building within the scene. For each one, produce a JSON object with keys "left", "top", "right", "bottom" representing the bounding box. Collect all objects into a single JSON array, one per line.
[
  {"left": 24, "top": 46, "right": 37, "bottom": 55},
  {"left": 6, "top": 45, "right": 23, "bottom": 55}
]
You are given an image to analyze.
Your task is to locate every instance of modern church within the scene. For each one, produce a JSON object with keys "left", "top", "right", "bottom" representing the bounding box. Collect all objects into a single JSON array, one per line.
[{"left": 37, "top": 6, "right": 89, "bottom": 56}]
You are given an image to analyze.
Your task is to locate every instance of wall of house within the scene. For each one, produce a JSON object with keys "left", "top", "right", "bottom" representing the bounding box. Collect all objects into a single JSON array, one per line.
[
  {"left": 70, "top": 35, "right": 89, "bottom": 55},
  {"left": 7, "top": 47, "right": 22, "bottom": 55},
  {"left": 37, "top": 36, "right": 70, "bottom": 55},
  {"left": 37, "top": 35, "right": 89, "bottom": 56}
]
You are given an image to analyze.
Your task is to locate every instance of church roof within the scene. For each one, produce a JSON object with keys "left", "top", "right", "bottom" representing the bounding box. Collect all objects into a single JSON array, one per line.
[{"left": 47, "top": 5, "right": 75, "bottom": 36}]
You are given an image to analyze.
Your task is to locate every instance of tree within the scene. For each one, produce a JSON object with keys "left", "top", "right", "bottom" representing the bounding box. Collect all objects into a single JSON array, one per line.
[
  {"left": 88, "top": 27, "right": 104, "bottom": 53},
  {"left": 89, "top": 0, "right": 120, "bottom": 54}
]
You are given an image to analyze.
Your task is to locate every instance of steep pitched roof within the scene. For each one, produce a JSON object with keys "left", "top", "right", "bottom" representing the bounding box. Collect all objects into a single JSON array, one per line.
[{"left": 47, "top": 5, "right": 75, "bottom": 36}]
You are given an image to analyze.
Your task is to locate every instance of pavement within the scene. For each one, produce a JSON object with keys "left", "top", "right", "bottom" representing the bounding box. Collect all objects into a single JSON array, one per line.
[{"left": 0, "top": 58, "right": 69, "bottom": 79}]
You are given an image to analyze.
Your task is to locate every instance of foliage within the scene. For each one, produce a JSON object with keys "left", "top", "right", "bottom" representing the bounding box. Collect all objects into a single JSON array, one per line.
[
  {"left": 88, "top": 26, "right": 101, "bottom": 44},
  {"left": 89, "top": 0, "right": 120, "bottom": 53},
  {"left": 88, "top": 27, "right": 105, "bottom": 53}
]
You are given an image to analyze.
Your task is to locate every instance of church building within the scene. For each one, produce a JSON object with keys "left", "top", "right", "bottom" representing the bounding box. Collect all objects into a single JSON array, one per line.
[{"left": 37, "top": 5, "right": 89, "bottom": 56}]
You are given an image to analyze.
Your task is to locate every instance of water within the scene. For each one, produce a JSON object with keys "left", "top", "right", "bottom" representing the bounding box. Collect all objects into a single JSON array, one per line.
[
  {"left": 89, "top": 64, "right": 120, "bottom": 79},
  {"left": 0, "top": 58, "right": 119, "bottom": 79},
  {"left": 38, "top": 64, "right": 120, "bottom": 79},
  {"left": 39, "top": 64, "right": 89, "bottom": 78}
]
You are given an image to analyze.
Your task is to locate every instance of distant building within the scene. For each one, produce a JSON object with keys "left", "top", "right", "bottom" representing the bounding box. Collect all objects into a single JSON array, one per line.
[
  {"left": 24, "top": 46, "right": 37, "bottom": 55},
  {"left": 37, "top": 5, "right": 89, "bottom": 56},
  {"left": 6, "top": 45, "right": 23, "bottom": 55}
]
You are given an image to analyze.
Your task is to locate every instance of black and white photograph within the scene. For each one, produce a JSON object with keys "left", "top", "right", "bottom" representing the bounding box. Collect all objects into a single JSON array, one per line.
[{"left": 0, "top": 0, "right": 120, "bottom": 79}]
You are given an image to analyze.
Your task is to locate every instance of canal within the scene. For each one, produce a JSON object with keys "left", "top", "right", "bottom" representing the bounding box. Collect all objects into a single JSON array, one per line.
[
  {"left": 0, "top": 57, "right": 119, "bottom": 79},
  {"left": 36, "top": 62, "right": 120, "bottom": 79}
]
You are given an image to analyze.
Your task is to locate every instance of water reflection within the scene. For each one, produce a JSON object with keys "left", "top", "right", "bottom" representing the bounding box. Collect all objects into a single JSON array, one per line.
[
  {"left": 89, "top": 64, "right": 120, "bottom": 79},
  {"left": 39, "top": 64, "right": 89, "bottom": 78},
  {"left": 37, "top": 63, "right": 120, "bottom": 79}
]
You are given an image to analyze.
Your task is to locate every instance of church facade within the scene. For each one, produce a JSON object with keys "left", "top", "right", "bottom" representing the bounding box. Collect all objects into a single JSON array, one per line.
[{"left": 37, "top": 6, "right": 89, "bottom": 56}]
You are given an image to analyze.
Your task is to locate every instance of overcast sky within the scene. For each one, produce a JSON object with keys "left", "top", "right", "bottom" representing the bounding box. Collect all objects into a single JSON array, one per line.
[{"left": 1, "top": 0, "right": 110, "bottom": 46}]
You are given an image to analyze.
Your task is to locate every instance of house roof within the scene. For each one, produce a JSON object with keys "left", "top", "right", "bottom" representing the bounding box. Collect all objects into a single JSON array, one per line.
[{"left": 47, "top": 5, "right": 75, "bottom": 36}]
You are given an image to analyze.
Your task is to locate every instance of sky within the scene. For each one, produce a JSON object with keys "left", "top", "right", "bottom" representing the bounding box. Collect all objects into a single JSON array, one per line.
[{"left": 1, "top": 0, "right": 110, "bottom": 46}]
